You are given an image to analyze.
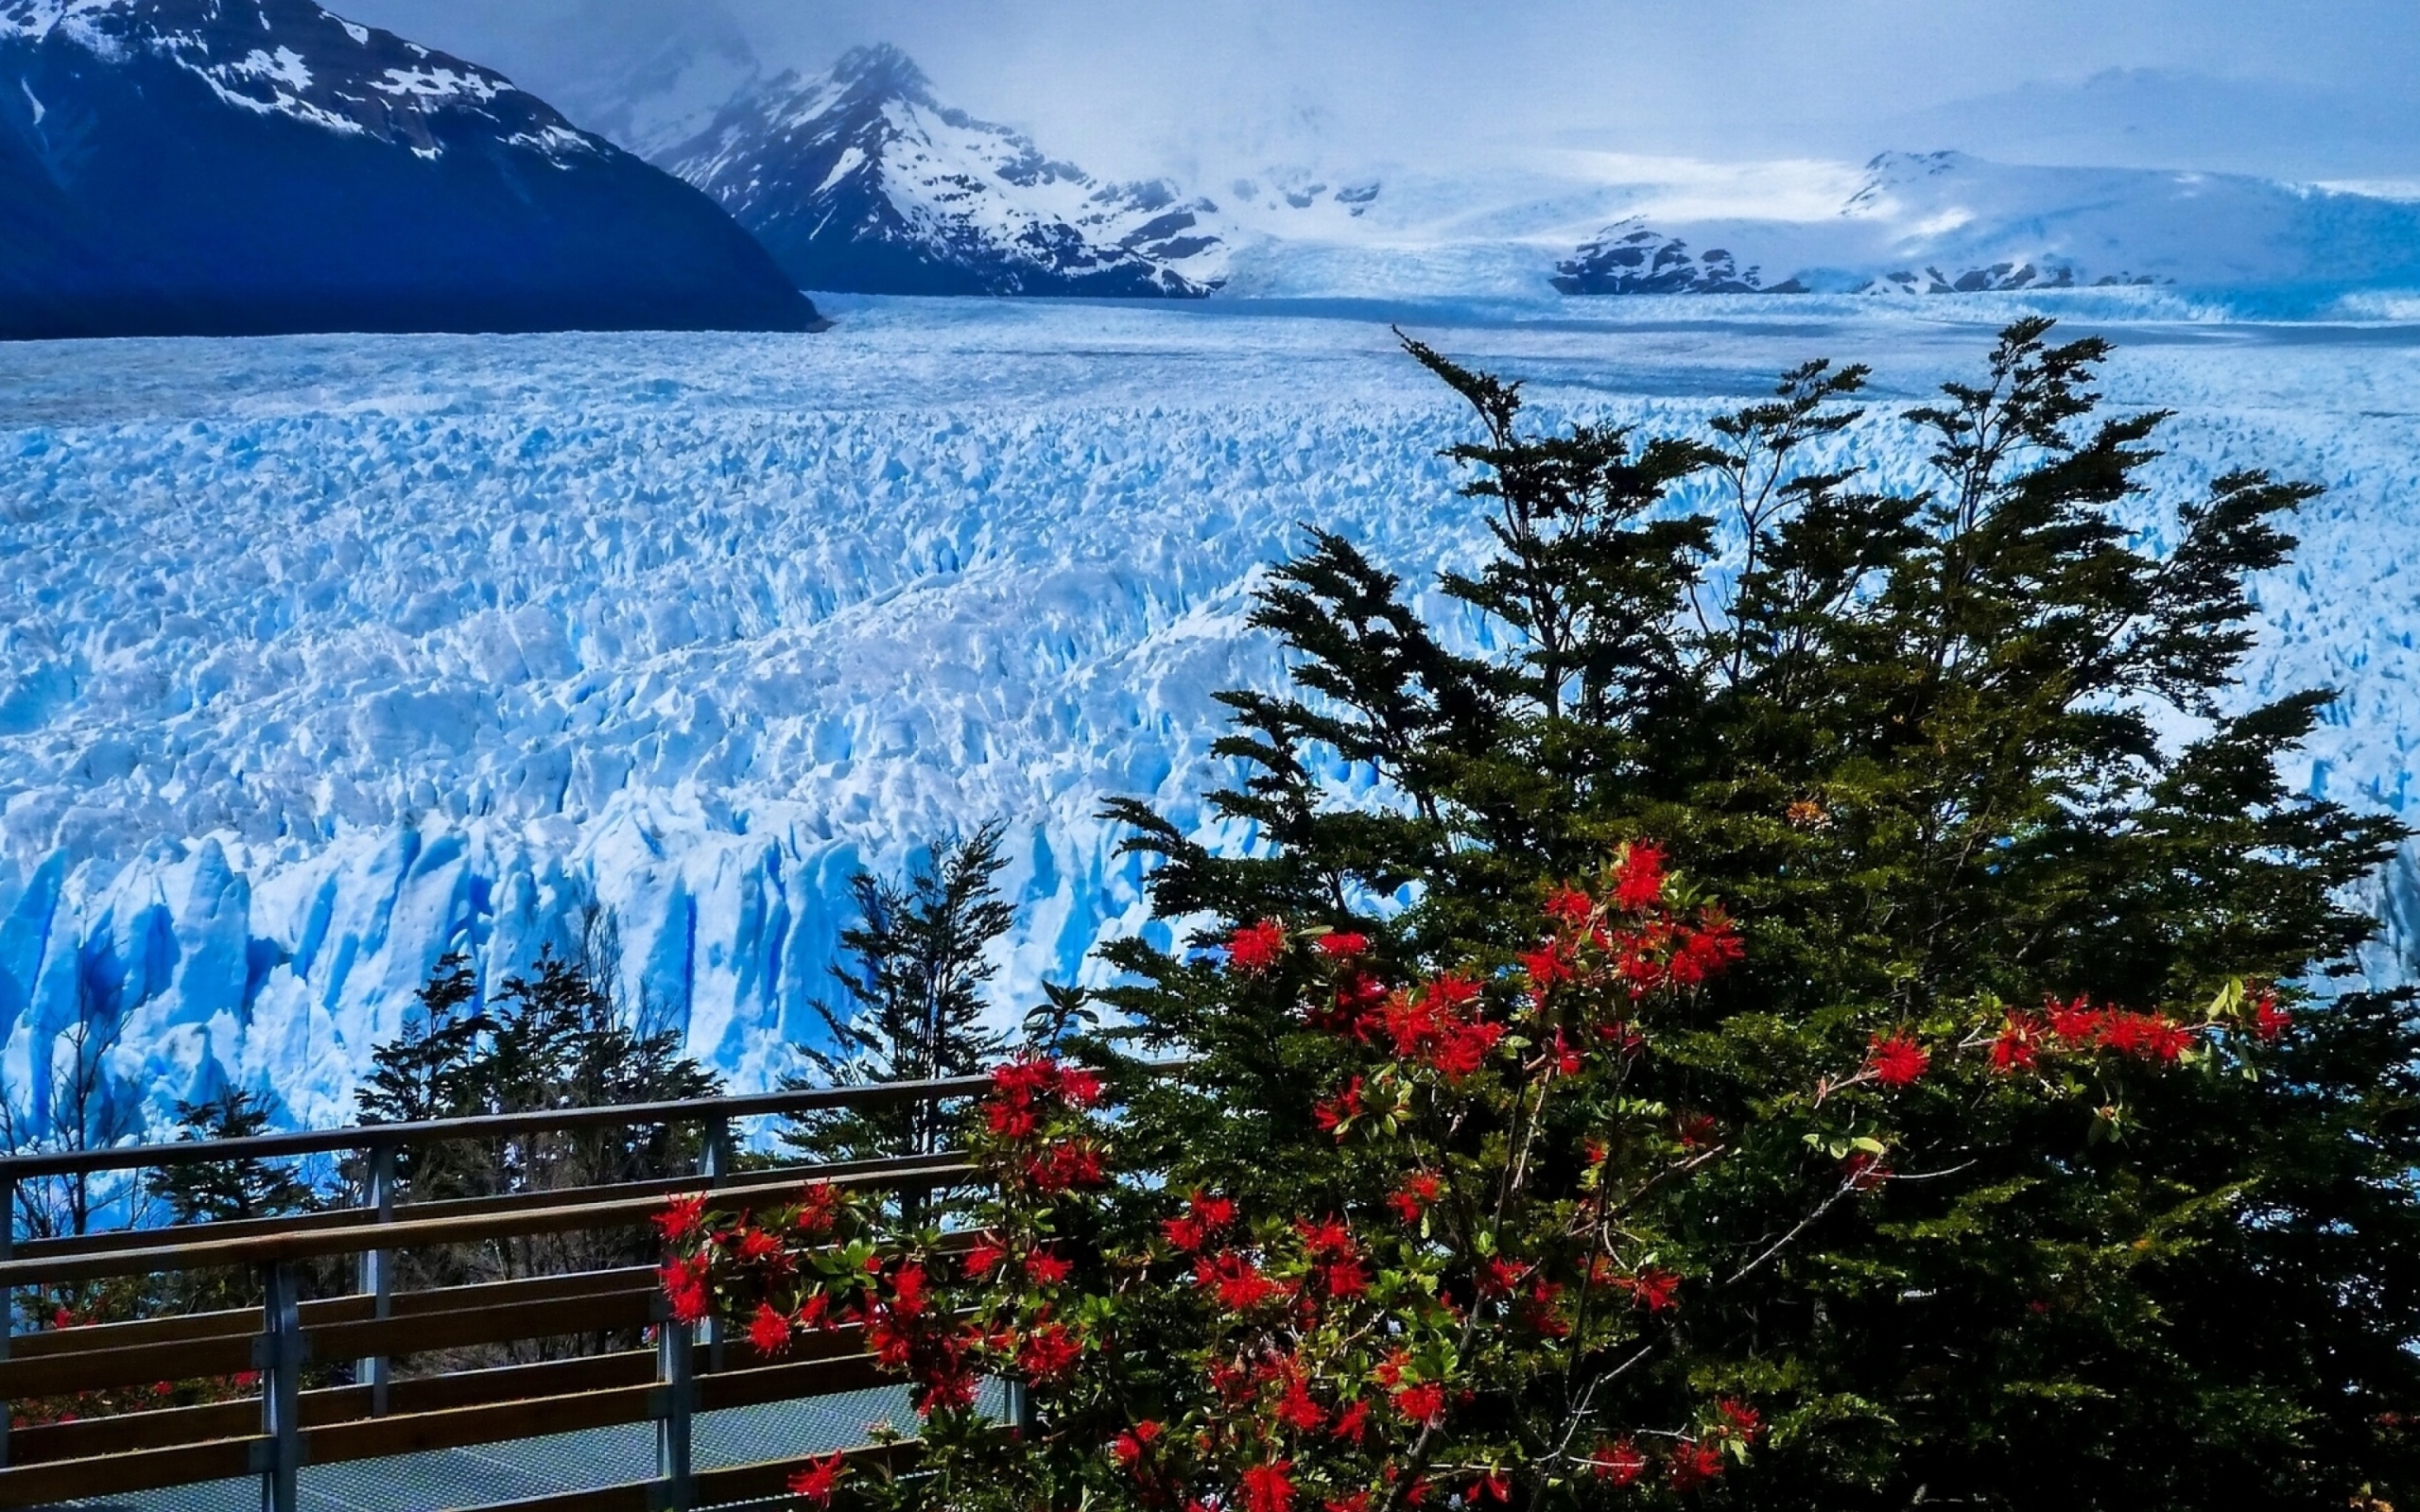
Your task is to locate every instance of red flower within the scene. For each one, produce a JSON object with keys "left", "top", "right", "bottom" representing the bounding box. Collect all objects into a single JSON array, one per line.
[
  {"left": 1843, "top": 1151, "right": 1892, "bottom": 1191},
  {"left": 1544, "top": 885, "right": 1595, "bottom": 927},
  {"left": 1865, "top": 1032, "right": 1929, "bottom": 1088},
  {"left": 1389, "top": 1170, "right": 1443, "bottom": 1224},
  {"left": 655, "top": 1193, "right": 708, "bottom": 1244},
  {"left": 986, "top": 1101, "right": 1038, "bottom": 1140},
  {"left": 1478, "top": 1256, "right": 1526, "bottom": 1297},
  {"left": 1467, "top": 1473, "right": 1512, "bottom": 1503},
  {"left": 1294, "top": 1216, "right": 1356, "bottom": 1260},
  {"left": 1058, "top": 1066, "right": 1104, "bottom": 1107},
  {"left": 746, "top": 1302, "right": 792, "bottom": 1358},
  {"left": 1613, "top": 842, "right": 1667, "bottom": 912},
  {"left": 2252, "top": 992, "right": 2291, "bottom": 1041},
  {"left": 1027, "top": 1141, "right": 1105, "bottom": 1192},
  {"left": 1017, "top": 1322, "right": 1081, "bottom": 1381},
  {"left": 888, "top": 1263, "right": 928, "bottom": 1317},
  {"left": 1991, "top": 1012, "right": 2042, "bottom": 1073},
  {"left": 1113, "top": 1419, "right": 1164, "bottom": 1468},
  {"left": 1621, "top": 1267, "right": 1681, "bottom": 1313},
  {"left": 1241, "top": 1460, "right": 1296, "bottom": 1512},
  {"left": 1392, "top": 1381, "right": 1446, "bottom": 1427},
  {"left": 1196, "top": 1251, "right": 1282, "bottom": 1312},
  {"left": 788, "top": 1452, "right": 846, "bottom": 1508},
  {"left": 1325, "top": 1496, "right": 1374, "bottom": 1512},
  {"left": 1548, "top": 1028, "right": 1582, "bottom": 1076},
  {"left": 1229, "top": 918, "right": 1288, "bottom": 973},
  {"left": 1315, "top": 931, "right": 1370, "bottom": 960},
  {"left": 1330, "top": 1399, "right": 1371, "bottom": 1445},
  {"left": 2048, "top": 995, "right": 2104, "bottom": 1044},
  {"left": 1323, "top": 1261, "right": 1369, "bottom": 1299},
  {"left": 1716, "top": 1398, "right": 1763, "bottom": 1440},
  {"left": 962, "top": 1237, "right": 1007, "bottom": 1280},
  {"left": 660, "top": 1254, "right": 712, "bottom": 1324},
  {"left": 1313, "top": 1075, "right": 1365, "bottom": 1137},
  {"left": 1668, "top": 1441, "right": 1725, "bottom": 1490},
  {"left": 1520, "top": 943, "right": 1573, "bottom": 994},
  {"left": 1672, "top": 908, "right": 1744, "bottom": 985},
  {"left": 1590, "top": 1438, "right": 1646, "bottom": 1486},
  {"left": 1428, "top": 1018, "right": 1505, "bottom": 1079},
  {"left": 1276, "top": 1379, "right": 1326, "bottom": 1433},
  {"left": 2140, "top": 1013, "right": 2194, "bottom": 1062},
  {"left": 1024, "top": 1248, "right": 1072, "bottom": 1287},
  {"left": 1165, "top": 1191, "right": 1236, "bottom": 1251},
  {"left": 793, "top": 1181, "right": 841, "bottom": 1237}
]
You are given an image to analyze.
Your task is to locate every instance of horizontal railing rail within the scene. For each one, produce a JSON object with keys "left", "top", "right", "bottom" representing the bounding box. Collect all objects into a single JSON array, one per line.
[{"left": 0, "top": 1071, "right": 1009, "bottom": 1181}]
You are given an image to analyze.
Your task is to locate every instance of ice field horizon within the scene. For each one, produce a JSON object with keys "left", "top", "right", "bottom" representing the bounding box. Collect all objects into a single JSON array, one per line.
[{"left": 9, "top": 289, "right": 2420, "bottom": 1141}]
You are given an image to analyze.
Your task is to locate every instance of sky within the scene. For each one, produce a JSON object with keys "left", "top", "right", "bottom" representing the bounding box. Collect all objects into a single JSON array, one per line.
[{"left": 335, "top": 0, "right": 2420, "bottom": 186}]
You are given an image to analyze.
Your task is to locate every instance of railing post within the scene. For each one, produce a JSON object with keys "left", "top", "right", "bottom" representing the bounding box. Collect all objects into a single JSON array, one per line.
[
  {"left": 657, "top": 1305, "right": 695, "bottom": 1511},
  {"left": 260, "top": 1260, "right": 302, "bottom": 1512},
  {"left": 700, "top": 1118, "right": 731, "bottom": 1372},
  {"left": 355, "top": 1141, "right": 396, "bottom": 1415},
  {"left": 1, "top": 1172, "right": 13, "bottom": 1471}
]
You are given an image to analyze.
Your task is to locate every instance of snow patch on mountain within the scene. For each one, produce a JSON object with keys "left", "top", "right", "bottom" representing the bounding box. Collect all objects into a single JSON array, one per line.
[
  {"left": 660, "top": 43, "right": 1228, "bottom": 299},
  {"left": 0, "top": 0, "right": 590, "bottom": 158}
]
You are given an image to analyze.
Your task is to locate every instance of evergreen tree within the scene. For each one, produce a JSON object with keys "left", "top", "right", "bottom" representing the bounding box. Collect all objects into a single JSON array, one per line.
[
  {"left": 147, "top": 1088, "right": 316, "bottom": 1225},
  {"left": 784, "top": 825, "right": 1015, "bottom": 1162},
  {"left": 355, "top": 951, "right": 492, "bottom": 1198},
  {"left": 1096, "top": 320, "right": 2420, "bottom": 1509}
]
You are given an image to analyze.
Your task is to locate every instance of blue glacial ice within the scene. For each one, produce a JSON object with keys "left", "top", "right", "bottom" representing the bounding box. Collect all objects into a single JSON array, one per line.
[{"left": 4, "top": 290, "right": 2420, "bottom": 1137}]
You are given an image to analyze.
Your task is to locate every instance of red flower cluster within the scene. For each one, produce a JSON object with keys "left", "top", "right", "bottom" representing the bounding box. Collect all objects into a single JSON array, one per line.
[
  {"left": 983, "top": 1056, "right": 1108, "bottom": 1194},
  {"left": 1164, "top": 1191, "right": 1237, "bottom": 1252},
  {"left": 1230, "top": 918, "right": 1289, "bottom": 973},
  {"left": 1990, "top": 996, "right": 2198, "bottom": 1073},
  {"left": 1612, "top": 841, "right": 1666, "bottom": 912},
  {"left": 1388, "top": 1170, "right": 1443, "bottom": 1224},
  {"left": 660, "top": 1251, "right": 712, "bottom": 1324},
  {"left": 1378, "top": 972, "right": 1504, "bottom": 1079},
  {"left": 1197, "top": 1251, "right": 1286, "bottom": 1314}
]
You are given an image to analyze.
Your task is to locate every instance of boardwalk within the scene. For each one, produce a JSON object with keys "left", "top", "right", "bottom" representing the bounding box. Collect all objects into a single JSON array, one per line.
[{"left": 47, "top": 1389, "right": 917, "bottom": 1512}]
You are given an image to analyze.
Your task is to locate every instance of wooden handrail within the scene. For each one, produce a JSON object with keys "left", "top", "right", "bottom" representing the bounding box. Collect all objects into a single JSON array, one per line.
[
  {"left": 0, "top": 1158, "right": 974, "bottom": 1287},
  {"left": 12, "top": 1149, "right": 959, "bottom": 1264},
  {"left": 0, "top": 1073, "right": 1009, "bottom": 1181}
]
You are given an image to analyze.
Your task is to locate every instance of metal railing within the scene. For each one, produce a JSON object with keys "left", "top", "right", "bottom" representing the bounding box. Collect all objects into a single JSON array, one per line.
[{"left": 0, "top": 1073, "right": 1030, "bottom": 1512}]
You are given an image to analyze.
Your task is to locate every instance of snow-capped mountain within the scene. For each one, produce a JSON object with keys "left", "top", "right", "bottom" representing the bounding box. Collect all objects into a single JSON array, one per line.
[
  {"left": 660, "top": 43, "right": 1228, "bottom": 299},
  {"left": 1556, "top": 151, "right": 2420, "bottom": 298},
  {"left": 0, "top": 0, "right": 820, "bottom": 337}
]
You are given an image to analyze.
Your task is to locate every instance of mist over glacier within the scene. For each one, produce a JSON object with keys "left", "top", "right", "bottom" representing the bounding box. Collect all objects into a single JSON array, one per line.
[{"left": 6, "top": 293, "right": 2420, "bottom": 1137}]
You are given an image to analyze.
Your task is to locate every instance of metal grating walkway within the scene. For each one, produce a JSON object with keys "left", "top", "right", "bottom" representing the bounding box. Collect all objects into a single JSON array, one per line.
[{"left": 46, "top": 1386, "right": 918, "bottom": 1512}]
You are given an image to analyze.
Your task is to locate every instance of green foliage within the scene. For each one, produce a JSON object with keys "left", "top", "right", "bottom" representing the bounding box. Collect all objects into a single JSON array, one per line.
[
  {"left": 1085, "top": 318, "right": 2419, "bottom": 1509},
  {"left": 147, "top": 1087, "right": 316, "bottom": 1225},
  {"left": 783, "top": 824, "right": 1016, "bottom": 1162},
  {"left": 359, "top": 945, "right": 721, "bottom": 1202}
]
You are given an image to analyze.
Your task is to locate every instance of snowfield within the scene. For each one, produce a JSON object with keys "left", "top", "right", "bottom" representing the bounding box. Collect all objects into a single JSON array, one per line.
[{"left": 4, "top": 291, "right": 2419, "bottom": 1136}]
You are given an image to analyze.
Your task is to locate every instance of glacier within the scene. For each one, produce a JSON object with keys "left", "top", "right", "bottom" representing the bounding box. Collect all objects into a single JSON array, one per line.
[{"left": 5, "top": 290, "right": 2420, "bottom": 1142}]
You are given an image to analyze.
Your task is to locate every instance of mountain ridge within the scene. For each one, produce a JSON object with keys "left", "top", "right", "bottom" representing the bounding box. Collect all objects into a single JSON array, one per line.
[
  {"left": 659, "top": 43, "right": 1229, "bottom": 299},
  {"left": 0, "top": 0, "right": 821, "bottom": 337}
]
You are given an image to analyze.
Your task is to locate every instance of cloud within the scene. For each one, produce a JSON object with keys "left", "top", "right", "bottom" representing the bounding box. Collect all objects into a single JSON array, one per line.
[{"left": 331, "top": 0, "right": 2420, "bottom": 181}]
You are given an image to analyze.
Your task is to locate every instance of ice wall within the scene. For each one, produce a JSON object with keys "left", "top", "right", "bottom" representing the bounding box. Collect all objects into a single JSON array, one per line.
[{"left": 4, "top": 295, "right": 2418, "bottom": 1138}]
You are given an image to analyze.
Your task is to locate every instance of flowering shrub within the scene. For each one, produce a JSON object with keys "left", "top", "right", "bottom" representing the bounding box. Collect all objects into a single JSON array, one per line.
[{"left": 662, "top": 843, "right": 2294, "bottom": 1509}]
